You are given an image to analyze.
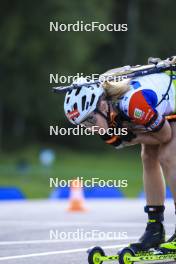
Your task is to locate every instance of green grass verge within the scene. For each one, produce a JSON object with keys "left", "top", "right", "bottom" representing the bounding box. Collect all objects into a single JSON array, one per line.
[{"left": 0, "top": 146, "right": 143, "bottom": 198}]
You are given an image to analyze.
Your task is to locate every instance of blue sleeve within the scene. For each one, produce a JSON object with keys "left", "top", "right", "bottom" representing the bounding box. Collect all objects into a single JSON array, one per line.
[{"left": 141, "top": 89, "right": 158, "bottom": 110}]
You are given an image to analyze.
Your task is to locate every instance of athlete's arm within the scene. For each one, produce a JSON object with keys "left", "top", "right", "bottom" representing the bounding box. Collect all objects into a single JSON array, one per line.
[
  {"left": 127, "top": 89, "right": 172, "bottom": 143},
  {"left": 132, "top": 126, "right": 171, "bottom": 145},
  {"left": 148, "top": 120, "right": 172, "bottom": 143}
]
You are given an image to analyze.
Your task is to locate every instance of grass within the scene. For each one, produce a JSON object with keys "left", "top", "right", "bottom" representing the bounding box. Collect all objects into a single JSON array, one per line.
[{"left": 0, "top": 146, "right": 143, "bottom": 198}]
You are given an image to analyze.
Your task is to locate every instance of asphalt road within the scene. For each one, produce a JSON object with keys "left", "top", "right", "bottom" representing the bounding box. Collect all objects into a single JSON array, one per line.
[{"left": 0, "top": 199, "right": 175, "bottom": 264}]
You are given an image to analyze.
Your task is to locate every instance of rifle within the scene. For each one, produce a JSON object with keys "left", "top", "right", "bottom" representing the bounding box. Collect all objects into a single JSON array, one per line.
[{"left": 52, "top": 56, "right": 176, "bottom": 93}]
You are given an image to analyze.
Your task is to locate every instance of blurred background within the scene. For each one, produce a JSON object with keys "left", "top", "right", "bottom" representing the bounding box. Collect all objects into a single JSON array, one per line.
[{"left": 0, "top": 0, "right": 175, "bottom": 199}]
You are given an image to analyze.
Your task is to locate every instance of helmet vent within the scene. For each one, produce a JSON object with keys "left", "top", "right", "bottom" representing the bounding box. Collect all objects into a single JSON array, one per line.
[
  {"left": 67, "top": 90, "right": 72, "bottom": 95},
  {"left": 90, "top": 94, "right": 95, "bottom": 106},
  {"left": 66, "top": 97, "right": 70, "bottom": 104},
  {"left": 73, "top": 103, "right": 77, "bottom": 110},
  {"left": 82, "top": 96, "right": 86, "bottom": 110},
  {"left": 75, "top": 87, "right": 81, "bottom": 96}
]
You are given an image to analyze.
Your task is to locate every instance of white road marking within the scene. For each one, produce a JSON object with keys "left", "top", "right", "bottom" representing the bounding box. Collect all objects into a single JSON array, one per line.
[
  {"left": 0, "top": 244, "right": 127, "bottom": 261},
  {"left": 0, "top": 235, "right": 171, "bottom": 246},
  {"left": 0, "top": 221, "right": 173, "bottom": 227},
  {"left": 0, "top": 237, "right": 139, "bottom": 245}
]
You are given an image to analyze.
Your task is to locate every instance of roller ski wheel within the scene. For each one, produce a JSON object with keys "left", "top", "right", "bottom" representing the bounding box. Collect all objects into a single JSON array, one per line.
[
  {"left": 118, "top": 247, "right": 135, "bottom": 264},
  {"left": 87, "top": 247, "right": 105, "bottom": 264}
]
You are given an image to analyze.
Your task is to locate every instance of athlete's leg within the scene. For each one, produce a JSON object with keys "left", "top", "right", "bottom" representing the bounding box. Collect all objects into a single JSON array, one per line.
[
  {"left": 159, "top": 122, "right": 176, "bottom": 203},
  {"left": 159, "top": 122, "right": 176, "bottom": 242},
  {"left": 158, "top": 122, "right": 176, "bottom": 243},
  {"left": 135, "top": 145, "right": 166, "bottom": 250},
  {"left": 141, "top": 144, "right": 166, "bottom": 205}
]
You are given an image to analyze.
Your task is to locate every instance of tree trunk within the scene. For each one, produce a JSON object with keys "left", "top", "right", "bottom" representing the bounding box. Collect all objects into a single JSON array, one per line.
[{"left": 124, "top": 0, "right": 140, "bottom": 65}]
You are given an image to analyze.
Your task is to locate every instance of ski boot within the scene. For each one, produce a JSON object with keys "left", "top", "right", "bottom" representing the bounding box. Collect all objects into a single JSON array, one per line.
[
  {"left": 87, "top": 206, "right": 166, "bottom": 264},
  {"left": 129, "top": 221, "right": 165, "bottom": 252},
  {"left": 129, "top": 205, "right": 166, "bottom": 251}
]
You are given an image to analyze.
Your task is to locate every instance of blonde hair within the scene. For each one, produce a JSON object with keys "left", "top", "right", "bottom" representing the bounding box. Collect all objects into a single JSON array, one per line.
[{"left": 102, "top": 79, "right": 131, "bottom": 101}]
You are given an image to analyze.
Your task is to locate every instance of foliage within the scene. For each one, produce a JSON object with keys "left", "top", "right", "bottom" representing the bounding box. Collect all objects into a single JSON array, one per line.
[{"left": 0, "top": 0, "right": 176, "bottom": 151}]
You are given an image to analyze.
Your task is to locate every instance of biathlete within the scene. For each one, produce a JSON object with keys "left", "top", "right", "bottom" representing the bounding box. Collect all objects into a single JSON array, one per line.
[{"left": 63, "top": 56, "right": 176, "bottom": 252}]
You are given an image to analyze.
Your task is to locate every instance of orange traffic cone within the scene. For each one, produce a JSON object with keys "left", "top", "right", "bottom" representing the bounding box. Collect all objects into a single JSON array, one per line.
[{"left": 67, "top": 179, "right": 87, "bottom": 212}]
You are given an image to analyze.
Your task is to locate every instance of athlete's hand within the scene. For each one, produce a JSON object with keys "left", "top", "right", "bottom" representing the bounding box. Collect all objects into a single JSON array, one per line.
[
  {"left": 121, "top": 121, "right": 147, "bottom": 133},
  {"left": 120, "top": 130, "right": 136, "bottom": 142}
]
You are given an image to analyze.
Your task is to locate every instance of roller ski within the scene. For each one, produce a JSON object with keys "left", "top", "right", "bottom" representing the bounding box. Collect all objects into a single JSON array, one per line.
[
  {"left": 87, "top": 241, "right": 176, "bottom": 264},
  {"left": 87, "top": 219, "right": 176, "bottom": 263}
]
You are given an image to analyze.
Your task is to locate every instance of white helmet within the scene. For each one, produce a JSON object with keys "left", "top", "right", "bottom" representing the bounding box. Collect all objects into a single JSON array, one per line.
[{"left": 64, "top": 77, "right": 104, "bottom": 125}]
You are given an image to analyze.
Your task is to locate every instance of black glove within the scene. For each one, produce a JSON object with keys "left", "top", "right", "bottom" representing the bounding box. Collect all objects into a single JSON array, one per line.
[
  {"left": 120, "top": 129, "right": 136, "bottom": 142},
  {"left": 108, "top": 114, "right": 136, "bottom": 143},
  {"left": 99, "top": 133, "right": 123, "bottom": 148}
]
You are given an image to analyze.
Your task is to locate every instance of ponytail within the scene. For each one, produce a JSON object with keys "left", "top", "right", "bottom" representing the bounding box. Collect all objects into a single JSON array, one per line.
[{"left": 102, "top": 79, "right": 131, "bottom": 101}]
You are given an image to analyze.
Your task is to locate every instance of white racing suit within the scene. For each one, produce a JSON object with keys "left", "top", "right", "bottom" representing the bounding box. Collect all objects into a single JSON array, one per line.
[
  {"left": 100, "top": 71, "right": 176, "bottom": 148},
  {"left": 117, "top": 72, "right": 176, "bottom": 133}
]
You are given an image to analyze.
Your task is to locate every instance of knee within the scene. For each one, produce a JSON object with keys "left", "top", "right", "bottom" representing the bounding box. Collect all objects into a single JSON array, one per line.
[{"left": 159, "top": 149, "right": 173, "bottom": 169}]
